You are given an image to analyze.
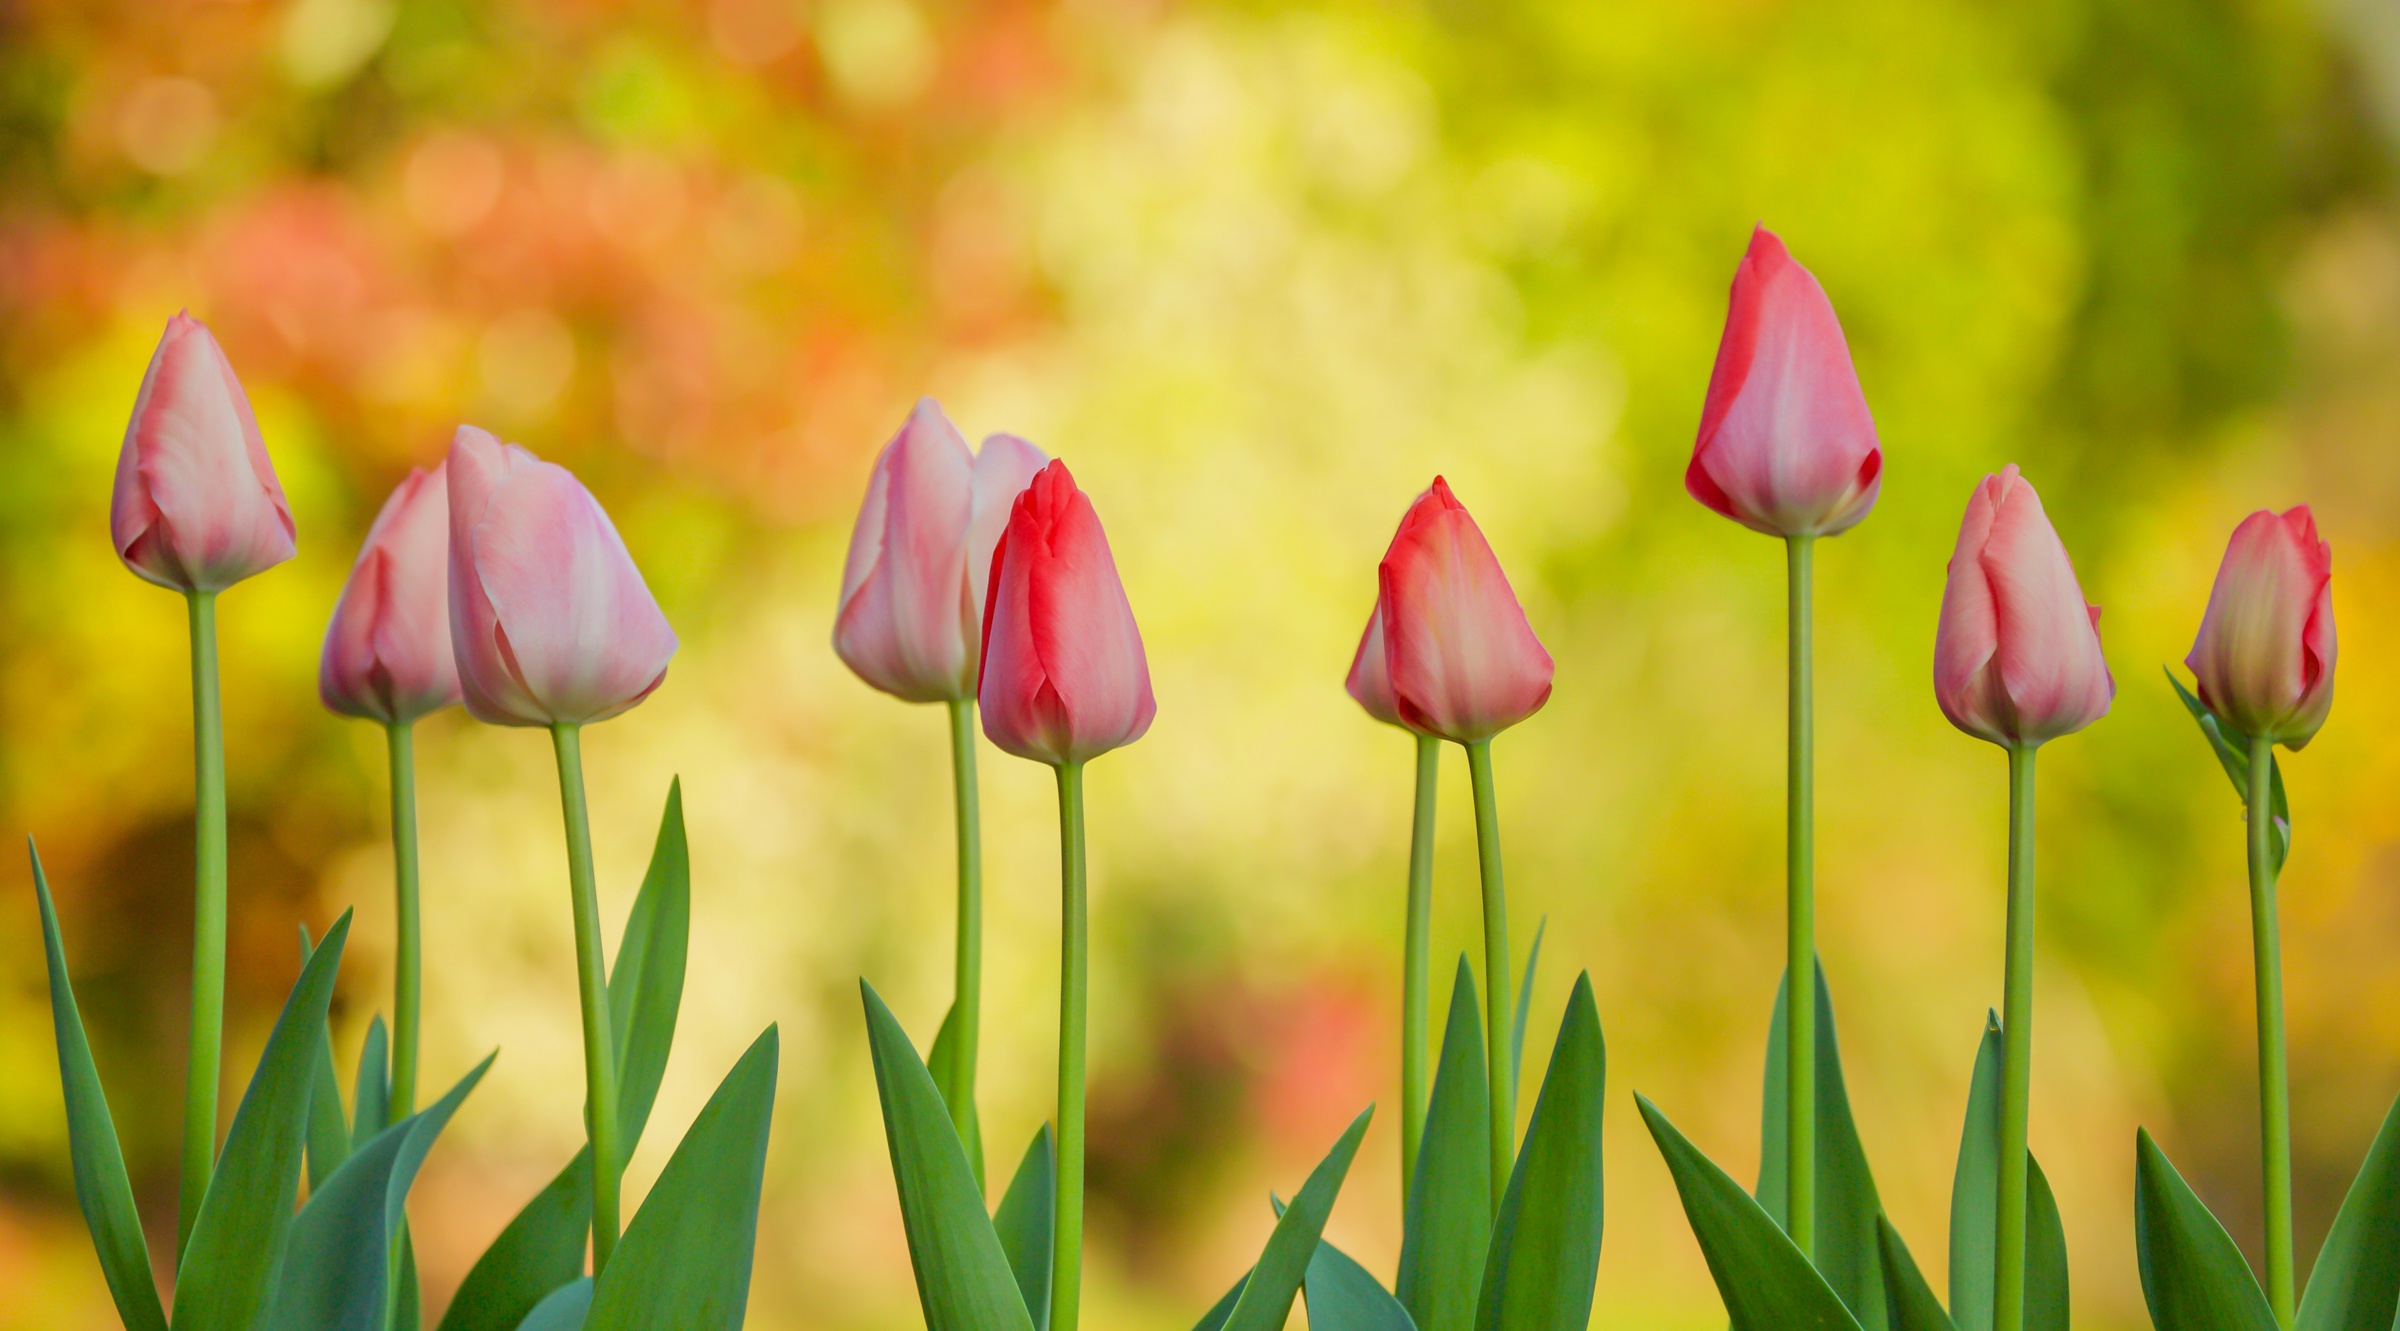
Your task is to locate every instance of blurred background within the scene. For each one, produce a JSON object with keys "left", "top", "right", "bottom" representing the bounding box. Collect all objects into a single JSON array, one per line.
[{"left": 3, "top": 0, "right": 2400, "bottom": 1325}]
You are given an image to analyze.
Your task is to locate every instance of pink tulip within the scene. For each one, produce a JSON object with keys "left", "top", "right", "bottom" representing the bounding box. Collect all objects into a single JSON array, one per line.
[
  {"left": 834, "top": 400, "right": 1048, "bottom": 702},
  {"left": 445, "top": 426, "right": 677, "bottom": 727},
  {"left": 977, "top": 460, "right": 1154, "bottom": 765},
  {"left": 110, "top": 312, "right": 297, "bottom": 592},
  {"left": 1344, "top": 604, "right": 1405, "bottom": 729},
  {"left": 1933, "top": 465, "right": 2113, "bottom": 748},
  {"left": 2186, "top": 507, "right": 2335, "bottom": 748},
  {"left": 1379, "top": 478, "right": 1554, "bottom": 743},
  {"left": 320, "top": 465, "right": 460, "bottom": 724},
  {"left": 1686, "top": 228, "right": 1882, "bottom": 539}
]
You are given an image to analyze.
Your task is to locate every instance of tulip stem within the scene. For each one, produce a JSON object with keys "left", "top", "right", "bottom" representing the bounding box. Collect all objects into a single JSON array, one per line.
[
  {"left": 1994, "top": 744, "right": 2037, "bottom": 1331},
  {"left": 946, "top": 698, "right": 983, "bottom": 1174},
  {"left": 387, "top": 721, "right": 421, "bottom": 1120},
  {"left": 2248, "top": 733, "right": 2295, "bottom": 1328},
  {"left": 1401, "top": 733, "right": 1439, "bottom": 1202},
  {"left": 1051, "top": 761, "right": 1088, "bottom": 1331},
  {"left": 178, "top": 589, "right": 226, "bottom": 1262},
  {"left": 550, "top": 724, "right": 624, "bottom": 1276},
  {"left": 1785, "top": 534, "right": 1816, "bottom": 1259},
  {"left": 1465, "top": 738, "right": 1514, "bottom": 1204}
]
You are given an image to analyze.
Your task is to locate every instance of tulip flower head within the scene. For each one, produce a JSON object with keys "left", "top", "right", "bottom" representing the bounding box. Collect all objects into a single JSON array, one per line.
[
  {"left": 446, "top": 426, "right": 678, "bottom": 727},
  {"left": 1686, "top": 228, "right": 1882, "bottom": 539},
  {"left": 1377, "top": 478, "right": 1554, "bottom": 743},
  {"left": 110, "top": 312, "right": 297, "bottom": 592},
  {"left": 834, "top": 400, "right": 1048, "bottom": 702},
  {"left": 320, "top": 465, "right": 461, "bottom": 724},
  {"left": 978, "top": 460, "right": 1154, "bottom": 766},
  {"left": 1933, "top": 465, "right": 2113, "bottom": 748},
  {"left": 1344, "top": 603, "right": 1406, "bottom": 729},
  {"left": 2186, "top": 507, "right": 2335, "bottom": 749}
]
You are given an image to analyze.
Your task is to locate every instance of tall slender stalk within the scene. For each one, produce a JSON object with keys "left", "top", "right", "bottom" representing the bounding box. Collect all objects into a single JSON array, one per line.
[
  {"left": 945, "top": 699, "right": 983, "bottom": 1155},
  {"left": 2248, "top": 734, "right": 2295, "bottom": 1328},
  {"left": 1465, "top": 739, "right": 1514, "bottom": 1204},
  {"left": 550, "top": 724, "right": 624, "bottom": 1275},
  {"left": 1401, "top": 734, "right": 1439, "bottom": 1200},
  {"left": 1994, "top": 745, "right": 2037, "bottom": 1331},
  {"left": 387, "top": 721, "right": 422, "bottom": 1120},
  {"left": 179, "top": 590, "right": 226, "bottom": 1261},
  {"left": 1785, "top": 534, "right": 1816, "bottom": 1258},
  {"left": 1051, "top": 761, "right": 1089, "bottom": 1331}
]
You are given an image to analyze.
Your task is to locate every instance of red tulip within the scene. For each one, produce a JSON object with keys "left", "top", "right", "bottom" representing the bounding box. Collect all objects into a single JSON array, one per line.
[
  {"left": 320, "top": 465, "right": 460, "bottom": 724},
  {"left": 110, "top": 312, "right": 297, "bottom": 592},
  {"left": 445, "top": 426, "right": 678, "bottom": 727},
  {"left": 2186, "top": 507, "right": 2335, "bottom": 748},
  {"left": 977, "top": 460, "right": 1154, "bottom": 765},
  {"left": 1378, "top": 478, "right": 1553, "bottom": 743},
  {"left": 1686, "top": 228, "right": 1882, "bottom": 539},
  {"left": 1933, "top": 465, "right": 2113, "bottom": 747},
  {"left": 834, "top": 400, "right": 1048, "bottom": 702}
]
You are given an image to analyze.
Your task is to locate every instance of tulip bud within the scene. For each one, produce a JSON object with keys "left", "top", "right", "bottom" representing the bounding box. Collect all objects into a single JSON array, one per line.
[
  {"left": 1933, "top": 465, "right": 2113, "bottom": 748},
  {"left": 978, "top": 460, "right": 1154, "bottom": 765},
  {"left": 445, "top": 426, "right": 677, "bottom": 727},
  {"left": 1378, "top": 478, "right": 1553, "bottom": 743},
  {"left": 320, "top": 465, "right": 460, "bottom": 724},
  {"left": 110, "top": 312, "right": 297, "bottom": 592},
  {"left": 1686, "top": 228, "right": 1882, "bottom": 539},
  {"left": 834, "top": 401, "right": 1048, "bottom": 702},
  {"left": 2186, "top": 507, "right": 2335, "bottom": 749},
  {"left": 1344, "top": 604, "right": 1406, "bottom": 729}
]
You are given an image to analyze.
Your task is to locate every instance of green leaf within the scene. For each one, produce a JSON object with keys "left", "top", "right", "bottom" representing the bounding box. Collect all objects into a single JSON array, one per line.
[
  {"left": 1476, "top": 972, "right": 1605, "bottom": 1331},
  {"left": 1306, "top": 1237, "right": 1419, "bottom": 1331},
  {"left": 1220, "top": 1107, "right": 1374, "bottom": 1331},
  {"left": 1639, "top": 1093, "right": 1863, "bottom": 1331},
  {"left": 994, "top": 1126, "right": 1055, "bottom": 1331},
  {"left": 928, "top": 1001, "right": 987, "bottom": 1191},
  {"left": 2295, "top": 1083, "right": 2400, "bottom": 1331},
  {"left": 2167, "top": 670, "right": 2290, "bottom": 872},
  {"left": 584, "top": 1025, "right": 779, "bottom": 1330},
  {"left": 173, "top": 911, "right": 354, "bottom": 1331},
  {"left": 298, "top": 927, "right": 353, "bottom": 1194},
  {"left": 354, "top": 1014, "right": 392, "bottom": 1147},
  {"left": 1948, "top": 1013, "right": 2069, "bottom": 1331},
  {"left": 2024, "top": 1155, "right": 2069, "bottom": 1331},
  {"left": 1875, "top": 1217, "right": 1955, "bottom": 1331},
  {"left": 515, "top": 1279, "right": 592, "bottom": 1331},
  {"left": 264, "top": 1055, "right": 494, "bottom": 1331},
  {"left": 862, "top": 981, "right": 1035, "bottom": 1331},
  {"left": 437, "top": 1154, "right": 592, "bottom": 1331},
  {"left": 1757, "top": 959, "right": 1887, "bottom": 1329},
  {"left": 398, "top": 1231, "right": 422, "bottom": 1331},
  {"left": 29, "top": 843, "right": 168, "bottom": 1331},
  {"left": 1192, "top": 1278, "right": 1245, "bottom": 1331},
  {"left": 2134, "top": 1129, "right": 2277, "bottom": 1331},
  {"left": 1399, "top": 957, "right": 1493, "bottom": 1331},
  {"left": 1510, "top": 919, "right": 1546, "bottom": 1090}
]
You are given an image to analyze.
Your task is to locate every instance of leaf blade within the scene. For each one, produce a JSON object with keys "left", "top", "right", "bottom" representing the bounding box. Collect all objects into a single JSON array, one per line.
[
  {"left": 1399, "top": 957, "right": 1493, "bottom": 1331},
  {"left": 1476, "top": 972, "right": 1605, "bottom": 1331},
  {"left": 2295, "top": 1083, "right": 2400, "bottom": 1331},
  {"left": 2134, "top": 1129, "right": 2278, "bottom": 1331},
  {"left": 994, "top": 1126, "right": 1056, "bottom": 1331},
  {"left": 1639, "top": 1094, "right": 1862, "bottom": 1331},
  {"left": 1756, "top": 959, "right": 1888, "bottom": 1329},
  {"left": 1221, "top": 1107, "right": 1373, "bottom": 1331},
  {"left": 1306, "top": 1237, "right": 1419, "bottom": 1331}
]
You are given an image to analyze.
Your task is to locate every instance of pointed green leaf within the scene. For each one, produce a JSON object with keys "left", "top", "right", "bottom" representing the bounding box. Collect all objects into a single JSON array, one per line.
[
  {"left": 2024, "top": 1154, "right": 2069, "bottom": 1331},
  {"left": 928, "top": 1000, "right": 987, "bottom": 1190},
  {"left": 2295, "top": 1084, "right": 2400, "bottom": 1331},
  {"left": 994, "top": 1126, "right": 1055, "bottom": 1331},
  {"left": 1193, "top": 1277, "right": 1246, "bottom": 1331},
  {"left": 1949, "top": 1013, "right": 2004, "bottom": 1331},
  {"left": 1476, "top": 972, "right": 1604, "bottom": 1331},
  {"left": 398, "top": 1230, "right": 422, "bottom": 1331},
  {"left": 354, "top": 1015, "right": 391, "bottom": 1147},
  {"left": 1876, "top": 1217, "right": 1956, "bottom": 1331},
  {"left": 1510, "top": 920, "right": 1546, "bottom": 1089},
  {"left": 608, "top": 778, "right": 689, "bottom": 1151},
  {"left": 436, "top": 1153, "right": 592, "bottom": 1331},
  {"left": 1221, "top": 1107, "right": 1373, "bottom": 1331},
  {"left": 1756, "top": 959, "right": 1887, "bottom": 1328},
  {"left": 299, "top": 926, "right": 352, "bottom": 1193},
  {"left": 515, "top": 1279, "right": 592, "bottom": 1331},
  {"left": 2135, "top": 1129, "right": 2277, "bottom": 1331},
  {"left": 29, "top": 844, "right": 167, "bottom": 1331},
  {"left": 1307, "top": 1237, "right": 1419, "bottom": 1331},
  {"left": 2167, "top": 670, "right": 2290, "bottom": 872},
  {"left": 1639, "top": 1094, "right": 1863, "bottom": 1331},
  {"left": 1400, "top": 958, "right": 1493, "bottom": 1331}
]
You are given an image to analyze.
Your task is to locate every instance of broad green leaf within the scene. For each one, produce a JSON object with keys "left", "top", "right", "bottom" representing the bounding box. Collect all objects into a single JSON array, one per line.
[
  {"left": 994, "top": 1126, "right": 1055, "bottom": 1331},
  {"left": 1192, "top": 1278, "right": 1245, "bottom": 1331},
  {"left": 29, "top": 844, "right": 167, "bottom": 1331},
  {"left": 264, "top": 1055, "right": 494, "bottom": 1331},
  {"left": 1949, "top": 1013, "right": 2069, "bottom": 1331},
  {"left": 928, "top": 1000, "right": 987, "bottom": 1190},
  {"left": 2025, "top": 1155, "right": 2069, "bottom": 1331},
  {"left": 437, "top": 1153, "right": 592, "bottom": 1331},
  {"left": 2295, "top": 1083, "right": 2400, "bottom": 1331},
  {"left": 1477, "top": 972, "right": 1604, "bottom": 1331},
  {"left": 2134, "top": 1129, "right": 2277, "bottom": 1331},
  {"left": 1510, "top": 919, "right": 1546, "bottom": 1090},
  {"left": 1875, "top": 1217, "right": 1955, "bottom": 1331},
  {"left": 173, "top": 911, "right": 354, "bottom": 1331},
  {"left": 1306, "top": 1237, "right": 1419, "bottom": 1331},
  {"left": 1220, "top": 1107, "right": 1374, "bottom": 1331},
  {"left": 515, "top": 1280, "right": 592, "bottom": 1331},
  {"left": 1398, "top": 958, "right": 1493, "bottom": 1331},
  {"left": 1757, "top": 958, "right": 1886, "bottom": 1329},
  {"left": 862, "top": 981, "right": 1035, "bottom": 1331},
  {"left": 298, "top": 927, "right": 352, "bottom": 1194},
  {"left": 1639, "top": 1094, "right": 1863, "bottom": 1331},
  {"left": 2167, "top": 670, "right": 2290, "bottom": 872},
  {"left": 354, "top": 1014, "right": 392, "bottom": 1146}
]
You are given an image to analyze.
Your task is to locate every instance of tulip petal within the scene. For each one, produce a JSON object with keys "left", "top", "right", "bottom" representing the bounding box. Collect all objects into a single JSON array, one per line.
[
  {"left": 978, "top": 462, "right": 1153, "bottom": 765},
  {"left": 112, "top": 314, "right": 296, "bottom": 592},
  {"left": 1933, "top": 466, "right": 2110, "bottom": 747},
  {"left": 833, "top": 400, "right": 978, "bottom": 702},
  {"left": 1380, "top": 479, "right": 1553, "bottom": 743}
]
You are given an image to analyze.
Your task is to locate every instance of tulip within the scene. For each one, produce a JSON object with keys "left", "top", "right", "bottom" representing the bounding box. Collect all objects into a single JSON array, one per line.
[
  {"left": 1343, "top": 604, "right": 1406, "bottom": 730},
  {"left": 2186, "top": 507, "right": 2335, "bottom": 749},
  {"left": 445, "top": 425, "right": 678, "bottom": 728},
  {"left": 1934, "top": 465, "right": 2114, "bottom": 749},
  {"left": 1377, "top": 478, "right": 1553, "bottom": 744},
  {"left": 321, "top": 465, "right": 460, "bottom": 726},
  {"left": 1685, "top": 227, "right": 1882, "bottom": 540},
  {"left": 111, "top": 312, "right": 297, "bottom": 594}
]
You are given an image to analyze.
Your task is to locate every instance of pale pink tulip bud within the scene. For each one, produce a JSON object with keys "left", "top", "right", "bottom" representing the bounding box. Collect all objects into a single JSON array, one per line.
[
  {"left": 1686, "top": 228, "right": 1882, "bottom": 539},
  {"left": 1379, "top": 478, "right": 1554, "bottom": 743},
  {"left": 2186, "top": 507, "right": 2335, "bottom": 749},
  {"left": 445, "top": 426, "right": 677, "bottom": 727},
  {"left": 1344, "top": 603, "right": 1405, "bottom": 729},
  {"left": 978, "top": 460, "right": 1154, "bottom": 765},
  {"left": 1933, "top": 465, "right": 2113, "bottom": 748},
  {"left": 319, "top": 465, "right": 460, "bottom": 724},
  {"left": 109, "top": 312, "right": 297, "bottom": 592}
]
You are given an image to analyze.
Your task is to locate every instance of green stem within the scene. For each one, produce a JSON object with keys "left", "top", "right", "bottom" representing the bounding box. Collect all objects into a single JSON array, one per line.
[
  {"left": 388, "top": 722, "right": 421, "bottom": 1120},
  {"left": 1785, "top": 535, "right": 1816, "bottom": 1258},
  {"left": 1995, "top": 744, "right": 2037, "bottom": 1331},
  {"left": 1401, "top": 734, "right": 1439, "bottom": 1202},
  {"left": 1051, "top": 761, "right": 1089, "bottom": 1331},
  {"left": 178, "top": 590, "right": 226, "bottom": 1262},
  {"left": 946, "top": 700, "right": 984, "bottom": 1161},
  {"left": 1465, "top": 739, "right": 1514, "bottom": 1204},
  {"left": 550, "top": 724, "right": 624, "bottom": 1275},
  {"left": 2249, "top": 734, "right": 2295, "bottom": 1328}
]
